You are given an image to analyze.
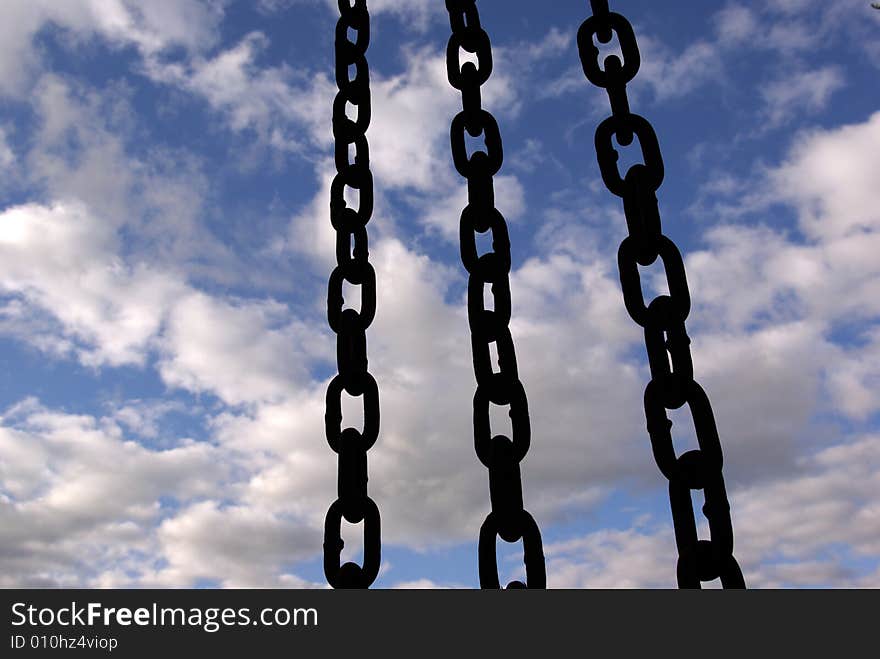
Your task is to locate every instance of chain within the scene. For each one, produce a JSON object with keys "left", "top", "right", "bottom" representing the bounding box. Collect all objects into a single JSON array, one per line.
[
  {"left": 445, "top": 0, "right": 546, "bottom": 590},
  {"left": 577, "top": 0, "right": 745, "bottom": 588},
  {"left": 323, "top": 0, "right": 381, "bottom": 589}
]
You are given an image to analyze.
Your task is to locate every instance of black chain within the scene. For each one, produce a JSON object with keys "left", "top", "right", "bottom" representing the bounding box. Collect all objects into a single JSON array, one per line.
[
  {"left": 445, "top": 0, "right": 546, "bottom": 589},
  {"left": 577, "top": 0, "right": 745, "bottom": 588},
  {"left": 323, "top": 0, "right": 381, "bottom": 589}
]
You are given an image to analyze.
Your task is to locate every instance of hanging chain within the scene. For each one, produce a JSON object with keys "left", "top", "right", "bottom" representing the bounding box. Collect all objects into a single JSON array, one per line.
[
  {"left": 323, "top": 0, "right": 381, "bottom": 589},
  {"left": 577, "top": 0, "right": 745, "bottom": 588},
  {"left": 445, "top": 0, "right": 546, "bottom": 589}
]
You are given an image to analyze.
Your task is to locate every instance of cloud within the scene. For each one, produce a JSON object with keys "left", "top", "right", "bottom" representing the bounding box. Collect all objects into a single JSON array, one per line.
[
  {"left": 112, "top": 399, "right": 190, "bottom": 441},
  {"left": 0, "top": 198, "right": 330, "bottom": 405},
  {"left": 546, "top": 525, "right": 676, "bottom": 588},
  {"left": 285, "top": 43, "right": 527, "bottom": 256},
  {"left": 679, "top": 114, "right": 880, "bottom": 451},
  {"left": 0, "top": 126, "right": 15, "bottom": 173},
  {"left": 391, "top": 578, "right": 463, "bottom": 589},
  {"left": 292, "top": 0, "right": 442, "bottom": 29},
  {"left": 421, "top": 175, "right": 526, "bottom": 241},
  {"left": 547, "top": 0, "right": 871, "bottom": 131},
  {"left": 826, "top": 328, "right": 880, "bottom": 421},
  {"left": 142, "top": 31, "right": 334, "bottom": 154},
  {"left": 0, "top": 398, "right": 227, "bottom": 587},
  {"left": 759, "top": 66, "right": 845, "bottom": 128},
  {"left": 534, "top": 103, "right": 880, "bottom": 587},
  {"left": 203, "top": 228, "right": 649, "bottom": 555},
  {"left": 545, "top": 432, "right": 880, "bottom": 588},
  {"left": 0, "top": 201, "right": 184, "bottom": 367},
  {"left": 636, "top": 35, "right": 725, "bottom": 102},
  {"left": 158, "top": 292, "right": 322, "bottom": 405},
  {"left": 25, "top": 74, "right": 221, "bottom": 270},
  {"left": 1, "top": 1, "right": 879, "bottom": 590},
  {"left": 143, "top": 36, "right": 514, "bottom": 197},
  {"left": 0, "top": 0, "right": 222, "bottom": 97},
  {"left": 714, "top": 4, "right": 760, "bottom": 45},
  {"left": 0, "top": 71, "right": 323, "bottom": 403},
  {"left": 734, "top": 434, "right": 880, "bottom": 576},
  {"left": 772, "top": 111, "right": 880, "bottom": 241},
  {"left": 153, "top": 501, "right": 320, "bottom": 588}
]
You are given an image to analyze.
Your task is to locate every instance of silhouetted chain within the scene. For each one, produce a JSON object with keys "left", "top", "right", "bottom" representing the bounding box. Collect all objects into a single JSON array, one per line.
[
  {"left": 578, "top": 0, "right": 745, "bottom": 588},
  {"left": 445, "top": 0, "right": 546, "bottom": 589},
  {"left": 323, "top": 0, "right": 380, "bottom": 589}
]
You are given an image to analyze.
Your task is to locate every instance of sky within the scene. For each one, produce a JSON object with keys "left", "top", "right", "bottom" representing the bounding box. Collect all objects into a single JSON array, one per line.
[{"left": 0, "top": 0, "right": 878, "bottom": 589}]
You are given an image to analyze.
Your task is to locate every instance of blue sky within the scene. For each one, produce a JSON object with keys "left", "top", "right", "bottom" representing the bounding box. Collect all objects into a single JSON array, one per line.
[{"left": 0, "top": 0, "right": 878, "bottom": 588}]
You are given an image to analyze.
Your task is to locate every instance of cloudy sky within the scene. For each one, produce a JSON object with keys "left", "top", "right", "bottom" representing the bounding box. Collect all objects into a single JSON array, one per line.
[{"left": 0, "top": 0, "right": 878, "bottom": 589}]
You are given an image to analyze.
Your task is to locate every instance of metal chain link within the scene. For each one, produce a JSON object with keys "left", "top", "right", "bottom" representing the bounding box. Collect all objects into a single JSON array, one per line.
[
  {"left": 445, "top": 0, "right": 546, "bottom": 589},
  {"left": 577, "top": 0, "right": 745, "bottom": 588},
  {"left": 323, "top": 0, "right": 381, "bottom": 589}
]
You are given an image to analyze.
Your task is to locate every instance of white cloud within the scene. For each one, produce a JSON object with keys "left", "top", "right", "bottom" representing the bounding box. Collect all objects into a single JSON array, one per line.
[
  {"left": 0, "top": 198, "right": 331, "bottom": 404},
  {"left": 0, "top": 70, "right": 323, "bottom": 406},
  {"left": 143, "top": 38, "right": 508, "bottom": 197},
  {"left": 283, "top": 43, "right": 527, "bottom": 261},
  {"left": 772, "top": 111, "right": 880, "bottom": 241},
  {"left": 301, "top": 0, "right": 442, "bottom": 28},
  {"left": 421, "top": 175, "right": 526, "bottom": 241},
  {"left": 199, "top": 227, "right": 648, "bottom": 555},
  {"left": 759, "top": 66, "right": 845, "bottom": 128},
  {"left": 365, "top": 47, "right": 462, "bottom": 191},
  {"left": 826, "top": 328, "right": 880, "bottom": 421},
  {"left": 0, "top": 0, "right": 222, "bottom": 97},
  {"left": 158, "top": 292, "right": 321, "bottom": 405},
  {"left": 25, "top": 74, "right": 219, "bottom": 269},
  {"left": 391, "top": 578, "right": 463, "bottom": 589},
  {"left": 533, "top": 97, "right": 880, "bottom": 588},
  {"left": 733, "top": 434, "right": 880, "bottom": 586},
  {"left": 1, "top": 0, "right": 879, "bottom": 590},
  {"left": 154, "top": 501, "right": 320, "bottom": 588},
  {"left": 0, "top": 201, "right": 184, "bottom": 367},
  {"left": 684, "top": 113, "right": 880, "bottom": 428},
  {"left": 545, "top": 432, "right": 880, "bottom": 588},
  {"left": 714, "top": 4, "right": 759, "bottom": 45},
  {"left": 113, "top": 399, "right": 190, "bottom": 441},
  {"left": 636, "top": 35, "right": 725, "bottom": 102},
  {"left": 546, "top": 526, "right": 676, "bottom": 588},
  {"left": 0, "top": 399, "right": 227, "bottom": 586},
  {"left": 0, "top": 126, "right": 15, "bottom": 173},
  {"left": 143, "top": 31, "right": 333, "bottom": 154}
]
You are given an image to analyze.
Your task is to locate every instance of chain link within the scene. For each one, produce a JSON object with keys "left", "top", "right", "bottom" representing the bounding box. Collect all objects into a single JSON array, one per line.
[
  {"left": 577, "top": 1, "right": 746, "bottom": 589},
  {"left": 445, "top": 0, "right": 546, "bottom": 589},
  {"left": 324, "top": 0, "right": 381, "bottom": 589}
]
